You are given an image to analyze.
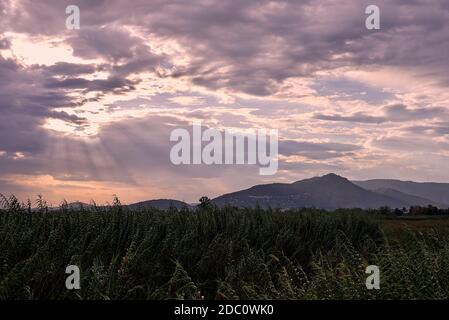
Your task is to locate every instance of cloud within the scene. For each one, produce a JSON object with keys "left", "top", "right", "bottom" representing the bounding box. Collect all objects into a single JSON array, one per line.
[
  {"left": 169, "top": 96, "right": 205, "bottom": 106},
  {"left": 0, "top": 37, "right": 11, "bottom": 49},
  {"left": 372, "top": 135, "right": 449, "bottom": 152},
  {"left": 312, "top": 77, "right": 394, "bottom": 104},
  {"left": 2, "top": 0, "right": 449, "bottom": 203},
  {"left": 0, "top": 55, "right": 79, "bottom": 153},
  {"left": 313, "top": 112, "right": 386, "bottom": 124},
  {"left": 44, "top": 62, "right": 97, "bottom": 75},
  {"left": 4, "top": 0, "right": 449, "bottom": 96},
  {"left": 279, "top": 139, "right": 361, "bottom": 159},
  {"left": 45, "top": 76, "right": 139, "bottom": 94},
  {"left": 405, "top": 123, "right": 449, "bottom": 136},
  {"left": 383, "top": 104, "right": 447, "bottom": 121},
  {"left": 314, "top": 104, "right": 448, "bottom": 124}
]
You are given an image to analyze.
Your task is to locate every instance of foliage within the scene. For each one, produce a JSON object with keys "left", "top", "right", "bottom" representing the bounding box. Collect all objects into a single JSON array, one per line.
[{"left": 0, "top": 196, "right": 448, "bottom": 300}]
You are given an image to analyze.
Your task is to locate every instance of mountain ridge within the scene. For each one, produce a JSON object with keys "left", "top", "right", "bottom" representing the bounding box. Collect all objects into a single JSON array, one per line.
[
  {"left": 128, "top": 199, "right": 191, "bottom": 210},
  {"left": 353, "top": 179, "right": 449, "bottom": 206},
  {"left": 212, "top": 173, "right": 448, "bottom": 209},
  {"left": 61, "top": 174, "right": 447, "bottom": 210}
]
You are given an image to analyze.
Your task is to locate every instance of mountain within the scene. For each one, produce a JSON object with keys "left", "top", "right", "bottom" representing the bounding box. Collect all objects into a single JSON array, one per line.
[
  {"left": 353, "top": 179, "right": 449, "bottom": 207},
  {"left": 67, "top": 201, "right": 91, "bottom": 209},
  {"left": 128, "top": 199, "right": 190, "bottom": 210},
  {"left": 372, "top": 188, "right": 445, "bottom": 207},
  {"left": 58, "top": 175, "right": 446, "bottom": 212},
  {"left": 213, "top": 173, "right": 410, "bottom": 210}
]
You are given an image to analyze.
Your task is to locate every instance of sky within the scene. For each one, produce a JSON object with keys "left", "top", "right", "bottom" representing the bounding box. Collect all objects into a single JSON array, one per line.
[{"left": 1, "top": 0, "right": 449, "bottom": 205}]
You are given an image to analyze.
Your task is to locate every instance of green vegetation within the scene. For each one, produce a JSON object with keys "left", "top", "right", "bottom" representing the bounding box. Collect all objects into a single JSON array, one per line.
[{"left": 1, "top": 195, "right": 449, "bottom": 300}]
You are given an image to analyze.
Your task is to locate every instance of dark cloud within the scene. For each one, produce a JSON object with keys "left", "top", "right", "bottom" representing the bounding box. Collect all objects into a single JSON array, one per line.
[
  {"left": 0, "top": 56, "right": 64, "bottom": 153},
  {"left": 384, "top": 104, "right": 447, "bottom": 121},
  {"left": 0, "top": 53, "right": 96, "bottom": 158},
  {"left": 48, "top": 111, "right": 87, "bottom": 125},
  {"left": 279, "top": 139, "right": 361, "bottom": 160},
  {"left": 372, "top": 135, "right": 449, "bottom": 152},
  {"left": 0, "top": 114, "right": 264, "bottom": 192},
  {"left": 314, "top": 112, "right": 386, "bottom": 124},
  {"left": 4, "top": 0, "right": 449, "bottom": 96},
  {"left": 312, "top": 77, "right": 394, "bottom": 104},
  {"left": 278, "top": 160, "right": 347, "bottom": 173},
  {"left": 67, "top": 27, "right": 157, "bottom": 63},
  {"left": 0, "top": 37, "right": 10, "bottom": 49},
  {"left": 44, "top": 62, "right": 97, "bottom": 75},
  {"left": 314, "top": 104, "right": 448, "bottom": 124},
  {"left": 45, "top": 76, "right": 139, "bottom": 94},
  {"left": 405, "top": 123, "right": 449, "bottom": 136},
  {"left": 0, "top": 114, "right": 49, "bottom": 154}
]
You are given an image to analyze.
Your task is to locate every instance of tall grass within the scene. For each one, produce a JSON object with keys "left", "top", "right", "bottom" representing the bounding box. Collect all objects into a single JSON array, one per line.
[
  {"left": 0, "top": 196, "right": 448, "bottom": 300},
  {"left": 302, "top": 229, "right": 449, "bottom": 299}
]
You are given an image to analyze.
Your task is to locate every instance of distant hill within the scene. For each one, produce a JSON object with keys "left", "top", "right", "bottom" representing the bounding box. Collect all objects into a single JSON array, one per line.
[
  {"left": 54, "top": 175, "right": 449, "bottom": 211},
  {"left": 67, "top": 201, "right": 91, "bottom": 209},
  {"left": 213, "top": 173, "right": 410, "bottom": 210},
  {"left": 128, "top": 199, "right": 190, "bottom": 210},
  {"left": 353, "top": 179, "right": 449, "bottom": 207},
  {"left": 372, "top": 188, "right": 445, "bottom": 207},
  {"left": 47, "top": 199, "right": 190, "bottom": 211}
]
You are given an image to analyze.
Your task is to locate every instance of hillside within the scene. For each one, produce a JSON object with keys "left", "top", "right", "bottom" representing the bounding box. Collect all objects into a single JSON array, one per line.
[
  {"left": 354, "top": 179, "right": 449, "bottom": 206},
  {"left": 128, "top": 199, "right": 190, "bottom": 210},
  {"left": 213, "top": 173, "right": 409, "bottom": 209}
]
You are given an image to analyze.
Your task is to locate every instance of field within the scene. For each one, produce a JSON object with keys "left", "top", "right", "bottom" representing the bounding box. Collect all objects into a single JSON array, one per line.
[
  {"left": 1, "top": 198, "right": 449, "bottom": 300},
  {"left": 382, "top": 215, "right": 449, "bottom": 231}
]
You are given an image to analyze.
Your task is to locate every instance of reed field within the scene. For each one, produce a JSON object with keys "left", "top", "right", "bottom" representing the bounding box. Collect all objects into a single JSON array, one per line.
[{"left": 1, "top": 195, "right": 449, "bottom": 300}]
